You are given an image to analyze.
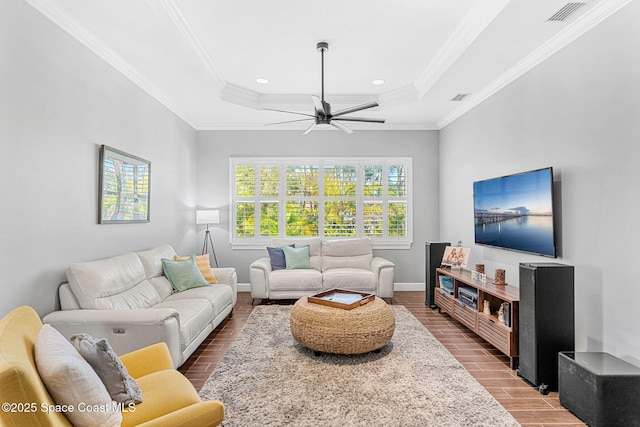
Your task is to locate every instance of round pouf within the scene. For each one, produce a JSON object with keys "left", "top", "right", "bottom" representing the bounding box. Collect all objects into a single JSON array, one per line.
[{"left": 290, "top": 296, "right": 395, "bottom": 355}]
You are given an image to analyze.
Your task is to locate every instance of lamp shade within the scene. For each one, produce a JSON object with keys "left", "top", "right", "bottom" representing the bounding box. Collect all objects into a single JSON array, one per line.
[{"left": 196, "top": 209, "right": 220, "bottom": 225}]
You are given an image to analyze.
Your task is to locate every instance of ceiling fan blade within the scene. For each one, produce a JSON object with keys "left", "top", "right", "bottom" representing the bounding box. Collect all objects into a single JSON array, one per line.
[
  {"left": 312, "top": 96, "right": 325, "bottom": 115},
  {"left": 330, "top": 120, "right": 353, "bottom": 134},
  {"left": 332, "top": 116, "right": 386, "bottom": 124},
  {"left": 262, "top": 107, "right": 315, "bottom": 118},
  {"left": 332, "top": 102, "right": 379, "bottom": 117},
  {"left": 302, "top": 122, "right": 317, "bottom": 135},
  {"left": 264, "top": 118, "right": 314, "bottom": 126}
]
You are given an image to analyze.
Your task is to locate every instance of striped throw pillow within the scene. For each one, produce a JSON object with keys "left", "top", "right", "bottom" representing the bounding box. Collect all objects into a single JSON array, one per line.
[{"left": 173, "top": 254, "right": 217, "bottom": 284}]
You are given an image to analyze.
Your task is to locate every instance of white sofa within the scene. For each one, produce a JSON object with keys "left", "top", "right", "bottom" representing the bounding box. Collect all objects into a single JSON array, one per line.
[
  {"left": 42, "top": 244, "right": 237, "bottom": 368},
  {"left": 250, "top": 237, "right": 394, "bottom": 302}
]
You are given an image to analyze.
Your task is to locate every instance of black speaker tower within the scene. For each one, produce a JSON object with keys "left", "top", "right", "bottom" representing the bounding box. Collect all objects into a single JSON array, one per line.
[
  {"left": 425, "top": 242, "right": 450, "bottom": 308},
  {"left": 518, "top": 262, "right": 575, "bottom": 394}
]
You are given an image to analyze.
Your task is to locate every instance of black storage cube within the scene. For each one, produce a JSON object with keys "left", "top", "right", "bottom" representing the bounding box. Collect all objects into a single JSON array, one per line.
[{"left": 559, "top": 352, "right": 640, "bottom": 427}]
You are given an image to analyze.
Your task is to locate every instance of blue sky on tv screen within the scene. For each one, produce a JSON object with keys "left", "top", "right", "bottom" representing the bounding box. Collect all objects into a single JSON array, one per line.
[{"left": 474, "top": 169, "right": 552, "bottom": 216}]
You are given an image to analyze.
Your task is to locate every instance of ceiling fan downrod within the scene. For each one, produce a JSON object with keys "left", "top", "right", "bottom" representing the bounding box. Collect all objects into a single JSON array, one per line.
[{"left": 317, "top": 42, "right": 328, "bottom": 103}]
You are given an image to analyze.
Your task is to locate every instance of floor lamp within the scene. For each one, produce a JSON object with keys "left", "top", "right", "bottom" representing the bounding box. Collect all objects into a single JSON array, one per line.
[{"left": 196, "top": 209, "right": 220, "bottom": 267}]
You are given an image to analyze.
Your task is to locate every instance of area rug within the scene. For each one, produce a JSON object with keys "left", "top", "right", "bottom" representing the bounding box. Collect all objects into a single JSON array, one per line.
[{"left": 199, "top": 305, "right": 520, "bottom": 427}]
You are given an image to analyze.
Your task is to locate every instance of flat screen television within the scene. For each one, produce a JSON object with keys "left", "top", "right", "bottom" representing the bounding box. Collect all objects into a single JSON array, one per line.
[{"left": 473, "top": 167, "right": 556, "bottom": 257}]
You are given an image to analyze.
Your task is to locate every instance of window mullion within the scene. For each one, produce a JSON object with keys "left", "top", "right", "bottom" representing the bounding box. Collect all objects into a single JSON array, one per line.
[
  {"left": 278, "top": 163, "right": 286, "bottom": 238},
  {"left": 318, "top": 162, "right": 325, "bottom": 238},
  {"left": 356, "top": 162, "right": 364, "bottom": 237},
  {"left": 382, "top": 162, "right": 389, "bottom": 238},
  {"left": 253, "top": 163, "right": 260, "bottom": 238}
]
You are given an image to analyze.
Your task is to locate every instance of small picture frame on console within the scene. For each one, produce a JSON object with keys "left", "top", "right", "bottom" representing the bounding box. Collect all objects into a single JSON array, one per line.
[{"left": 441, "top": 246, "right": 471, "bottom": 269}]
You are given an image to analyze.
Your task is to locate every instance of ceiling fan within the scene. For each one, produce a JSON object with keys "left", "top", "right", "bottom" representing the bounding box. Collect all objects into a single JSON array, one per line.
[{"left": 264, "top": 42, "right": 385, "bottom": 134}]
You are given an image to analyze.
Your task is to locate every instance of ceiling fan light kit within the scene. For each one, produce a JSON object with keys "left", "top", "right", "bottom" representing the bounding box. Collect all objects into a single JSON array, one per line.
[{"left": 264, "top": 42, "right": 385, "bottom": 134}]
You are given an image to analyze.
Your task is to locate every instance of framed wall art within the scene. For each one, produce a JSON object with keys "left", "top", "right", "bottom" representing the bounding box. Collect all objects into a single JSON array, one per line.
[{"left": 98, "top": 145, "right": 150, "bottom": 224}]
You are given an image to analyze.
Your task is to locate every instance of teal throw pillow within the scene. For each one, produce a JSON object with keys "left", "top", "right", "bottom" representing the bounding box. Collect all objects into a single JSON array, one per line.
[
  {"left": 161, "top": 255, "right": 210, "bottom": 292},
  {"left": 282, "top": 245, "right": 312, "bottom": 269}
]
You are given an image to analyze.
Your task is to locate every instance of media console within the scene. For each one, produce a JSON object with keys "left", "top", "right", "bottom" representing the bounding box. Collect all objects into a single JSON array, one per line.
[{"left": 435, "top": 267, "right": 519, "bottom": 368}]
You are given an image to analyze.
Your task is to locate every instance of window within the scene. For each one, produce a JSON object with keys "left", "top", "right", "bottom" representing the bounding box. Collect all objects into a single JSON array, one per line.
[{"left": 230, "top": 157, "right": 412, "bottom": 249}]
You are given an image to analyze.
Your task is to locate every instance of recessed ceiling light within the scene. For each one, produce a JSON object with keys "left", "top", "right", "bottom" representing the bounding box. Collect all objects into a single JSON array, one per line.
[
  {"left": 372, "top": 79, "right": 385, "bottom": 86},
  {"left": 256, "top": 78, "right": 269, "bottom": 84}
]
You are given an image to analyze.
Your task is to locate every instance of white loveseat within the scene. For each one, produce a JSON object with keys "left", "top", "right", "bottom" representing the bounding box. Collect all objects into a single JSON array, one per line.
[
  {"left": 42, "top": 244, "right": 237, "bottom": 368},
  {"left": 249, "top": 237, "right": 394, "bottom": 302}
]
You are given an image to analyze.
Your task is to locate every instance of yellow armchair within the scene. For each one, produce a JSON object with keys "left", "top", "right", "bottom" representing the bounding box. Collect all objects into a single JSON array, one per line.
[{"left": 0, "top": 306, "right": 224, "bottom": 427}]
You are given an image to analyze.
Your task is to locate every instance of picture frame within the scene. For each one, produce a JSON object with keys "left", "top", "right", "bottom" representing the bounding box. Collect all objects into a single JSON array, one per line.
[
  {"left": 98, "top": 145, "right": 150, "bottom": 224},
  {"left": 441, "top": 246, "right": 471, "bottom": 269}
]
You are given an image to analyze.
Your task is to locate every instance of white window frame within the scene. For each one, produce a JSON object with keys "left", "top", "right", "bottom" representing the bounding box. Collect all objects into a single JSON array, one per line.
[{"left": 229, "top": 157, "right": 413, "bottom": 249}]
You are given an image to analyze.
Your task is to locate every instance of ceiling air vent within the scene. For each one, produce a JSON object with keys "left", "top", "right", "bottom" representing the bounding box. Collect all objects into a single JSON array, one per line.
[
  {"left": 451, "top": 93, "right": 469, "bottom": 102},
  {"left": 547, "top": 2, "right": 586, "bottom": 21}
]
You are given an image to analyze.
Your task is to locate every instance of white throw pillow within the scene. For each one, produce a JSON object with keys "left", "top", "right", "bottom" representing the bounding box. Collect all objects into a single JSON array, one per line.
[{"left": 35, "top": 325, "right": 122, "bottom": 427}]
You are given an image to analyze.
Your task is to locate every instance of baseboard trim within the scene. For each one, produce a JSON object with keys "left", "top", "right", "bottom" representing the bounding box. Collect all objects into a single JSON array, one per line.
[
  {"left": 237, "top": 283, "right": 424, "bottom": 293},
  {"left": 394, "top": 283, "right": 424, "bottom": 291}
]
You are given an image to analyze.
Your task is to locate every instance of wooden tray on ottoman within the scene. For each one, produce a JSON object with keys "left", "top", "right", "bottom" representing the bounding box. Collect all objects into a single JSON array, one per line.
[{"left": 308, "top": 289, "right": 374, "bottom": 310}]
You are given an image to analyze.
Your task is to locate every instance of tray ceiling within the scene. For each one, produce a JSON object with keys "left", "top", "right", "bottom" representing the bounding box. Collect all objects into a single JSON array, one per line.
[{"left": 24, "top": 0, "right": 630, "bottom": 130}]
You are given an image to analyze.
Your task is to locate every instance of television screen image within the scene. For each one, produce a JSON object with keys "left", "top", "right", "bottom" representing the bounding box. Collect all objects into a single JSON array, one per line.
[{"left": 473, "top": 167, "right": 556, "bottom": 257}]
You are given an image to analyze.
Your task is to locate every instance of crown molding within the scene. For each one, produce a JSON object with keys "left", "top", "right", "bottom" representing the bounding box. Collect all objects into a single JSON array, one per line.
[
  {"left": 414, "top": 0, "right": 509, "bottom": 99},
  {"left": 378, "top": 85, "right": 419, "bottom": 108},
  {"left": 220, "top": 84, "right": 261, "bottom": 109},
  {"left": 437, "top": 0, "right": 633, "bottom": 129},
  {"left": 198, "top": 122, "right": 438, "bottom": 131},
  {"left": 157, "top": 0, "right": 226, "bottom": 88},
  {"left": 221, "top": 85, "right": 380, "bottom": 112},
  {"left": 24, "top": 0, "right": 200, "bottom": 129}
]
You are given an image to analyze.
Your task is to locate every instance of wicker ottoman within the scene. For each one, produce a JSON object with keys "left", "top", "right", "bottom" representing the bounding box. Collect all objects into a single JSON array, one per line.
[{"left": 290, "top": 296, "right": 395, "bottom": 355}]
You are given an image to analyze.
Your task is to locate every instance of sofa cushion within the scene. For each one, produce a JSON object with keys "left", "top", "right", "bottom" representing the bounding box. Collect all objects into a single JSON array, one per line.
[
  {"left": 162, "top": 256, "right": 211, "bottom": 292},
  {"left": 266, "top": 245, "right": 293, "bottom": 270},
  {"left": 270, "top": 237, "right": 322, "bottom": 271},
  {"left": 268, "top": 269, "right": 323, "bottom": 291},
  {"left": 120, "top": 369, "right": 205, "bottom": 427},
  {"left": 70, "top": 333, "right": 143, "bottom": 405},
  {"left": 322, "top": 238, "right": 373, "bottom": 271},
  {"left": 67, "top": 252, "right": 162, "bottom": 310},
  {"left": 59, "top": 283, "right": 81, "bottom": 310},
  {"left": 164, "top": 284, "right": 234, "bottom": 317},
  {"left": 136, "top": 244, "right": 177, "bottom": 279},
  {"left": 149, "top": 276, "right": 173, "bottom": 301},
  {"left": 153, "top": 299, "right": 213, "bottom": 350},
  {"left": 282, "top": 245, "right": 313, "bottom": 269},
  {"left": 35, "top": 325, "right": 122, "bottom": 427},
  {"left": 174, "top": 254, "right": 217, "bottom": 284},
  {"left": 322, "top": 268, "right": 376, "bottom": 291}
]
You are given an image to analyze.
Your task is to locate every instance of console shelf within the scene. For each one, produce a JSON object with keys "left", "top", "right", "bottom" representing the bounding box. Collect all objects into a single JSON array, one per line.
[{"left": 435, "top": 268, "right": 519, "bottom": 368}]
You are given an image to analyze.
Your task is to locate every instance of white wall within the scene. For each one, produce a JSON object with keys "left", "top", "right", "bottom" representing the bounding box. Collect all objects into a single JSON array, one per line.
[
  {"left": 0, "top": 0, "right": 199, "bottom": 317},
  {"left": 439, "top": 2, "right": 640, "bottom": 364},
  {"left": 196, "top": 130, "right": 439, "bottom": 284}
]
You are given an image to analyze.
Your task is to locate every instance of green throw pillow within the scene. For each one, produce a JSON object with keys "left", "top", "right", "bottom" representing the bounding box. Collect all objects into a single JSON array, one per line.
[
  {"left": 282, "top": 245, "right": 312, "bottom": 269},
  {"left": 162, "top": 255, "right": 210, "bottom": 292}
]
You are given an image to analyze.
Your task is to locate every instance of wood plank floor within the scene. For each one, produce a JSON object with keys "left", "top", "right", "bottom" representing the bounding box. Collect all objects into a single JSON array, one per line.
[{"left": 179, "top": 291, "right": 585, "bottom": 426}]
